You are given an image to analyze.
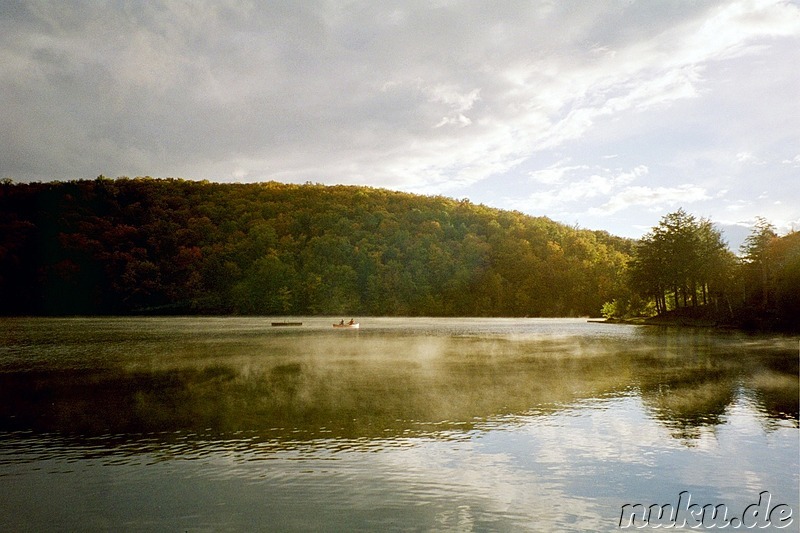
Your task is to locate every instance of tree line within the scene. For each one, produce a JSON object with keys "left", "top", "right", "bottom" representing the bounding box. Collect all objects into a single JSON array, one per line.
[
  {"left": 0, "top": 177, "right": 631, "bottom": 317},
  {"left": 1, "top": 177, "right": 796, "bottom": 329},
  {"left": 609, "top": 208, "right": 799, "bottom": 331}
]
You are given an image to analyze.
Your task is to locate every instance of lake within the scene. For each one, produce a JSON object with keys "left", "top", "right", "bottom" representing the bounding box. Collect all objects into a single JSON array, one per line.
[{"left": 0, "top": 317, "right": 797, "bottom": 531}]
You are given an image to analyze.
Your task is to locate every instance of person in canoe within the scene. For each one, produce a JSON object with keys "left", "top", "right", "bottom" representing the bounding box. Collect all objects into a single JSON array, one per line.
[
  {"left": 348, "top": 318, "right": 355, "bottom": 325},
  {"left": 339, "top": 319, "right": 345, "bottom": 325}
]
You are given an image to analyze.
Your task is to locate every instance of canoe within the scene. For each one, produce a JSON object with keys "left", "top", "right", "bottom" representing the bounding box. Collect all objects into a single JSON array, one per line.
[
  {"left": 333, "top": 323, "right": 359, "bottom": 329},
  {"left": 272, "top": 321, "right": 303, "bottom": 327}
]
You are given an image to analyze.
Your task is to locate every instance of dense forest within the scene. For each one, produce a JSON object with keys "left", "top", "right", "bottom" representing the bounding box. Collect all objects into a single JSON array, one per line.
[
  {"left": 1, "top": 177, "right": 797, "bottom": 329},
  {"left": 0, "top": 177, "right": 632, "bottom": 317}
]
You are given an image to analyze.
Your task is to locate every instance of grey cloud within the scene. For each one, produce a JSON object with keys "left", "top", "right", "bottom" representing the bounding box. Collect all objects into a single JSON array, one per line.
[
  {"left": 0, "top": 2, "right": 717, "bottom": 180},
  {"left": 1, "top": 1, "right": 798, "bottom": 240}
]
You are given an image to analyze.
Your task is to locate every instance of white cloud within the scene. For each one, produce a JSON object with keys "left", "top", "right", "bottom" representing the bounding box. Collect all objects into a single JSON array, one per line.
[
  {"left": 516, "top": 164, "right": 649, "bottom": 212},
  {"left": 423, "top": 84, "right": 481, "bottom": 113},
  {"left": 725, "top": 200, "right": 750, "bottom": 212},
  {"left": 735, "top": 151, "right": 767, "bottom": 165},
  {"left": 528, "top": 161, "right": 588, "bottom": 185},
  {"left": 593, "top": 184, "right": 712, "bottom": 215}
]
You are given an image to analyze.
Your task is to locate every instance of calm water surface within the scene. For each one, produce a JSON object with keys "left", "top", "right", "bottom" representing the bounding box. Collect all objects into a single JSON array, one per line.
[{"left": 0, "top": 317, "right": 797, "bottom": 532}]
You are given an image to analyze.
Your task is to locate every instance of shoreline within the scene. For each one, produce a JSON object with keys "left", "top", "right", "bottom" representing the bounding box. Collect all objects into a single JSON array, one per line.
[{"left": 592, "top": 315, "right": 799, "bottom": 333}]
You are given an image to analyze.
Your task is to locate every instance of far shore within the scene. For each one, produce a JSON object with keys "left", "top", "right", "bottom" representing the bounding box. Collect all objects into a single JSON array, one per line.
[{"left": 591, "top": 311, "right": 799, "bottom": 333}]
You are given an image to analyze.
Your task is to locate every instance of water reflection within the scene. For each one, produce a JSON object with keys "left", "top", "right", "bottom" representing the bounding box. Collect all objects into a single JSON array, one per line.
[
  {"left": 0, "top": 318, "right": 796, "bottom": 449},
  {"left": 0, "top": 318, "right": 797, "bottom": 531}
]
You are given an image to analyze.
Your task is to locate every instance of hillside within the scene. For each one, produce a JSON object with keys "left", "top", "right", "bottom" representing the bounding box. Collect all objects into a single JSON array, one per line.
[{"left": 0, "top": 177, "right": 633, "bottom": 316}]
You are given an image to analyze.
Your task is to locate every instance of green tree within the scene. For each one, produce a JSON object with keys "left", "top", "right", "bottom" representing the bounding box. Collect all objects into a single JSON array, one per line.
[
  {"left": 628, "top": 209, "right": 729, "bottom": 314},
  {"left": 769, "top": 231, "right": 800, "bottom": 329},
  {"left": 739, "top": 217, "right": 777, "bottom": 310},
  {"left": 232, "top": 253, "right": 298, "bottom": 314}
]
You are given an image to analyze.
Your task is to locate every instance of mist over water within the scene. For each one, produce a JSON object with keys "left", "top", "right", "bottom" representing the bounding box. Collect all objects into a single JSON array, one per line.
[{"left": 1, "top": 318, "right": 797, "bottom": 531}]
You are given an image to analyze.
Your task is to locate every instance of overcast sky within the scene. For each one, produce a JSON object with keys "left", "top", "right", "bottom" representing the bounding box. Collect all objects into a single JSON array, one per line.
[{"left": 2, "top": 1, "right": 798, "bottom": 245}]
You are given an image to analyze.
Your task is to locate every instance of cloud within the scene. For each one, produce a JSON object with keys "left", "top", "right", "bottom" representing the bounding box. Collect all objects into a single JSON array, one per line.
[
  {"left": 515, "top": 164, "right": 649, "bottom": 212},
  {"left": 725, "top": 199, "right": 751, "bottom": 212},
  {"left": 592, "top": 184, "right": 712, "bottom": 215},
  {"left": 0, "top": 1, "right": 797, "bottom": 237},
  {"left": 528, "top": 161, "right": 589, "bottom": 185},
  {"left": 735, "top": 151, "right": 766, "bottom": 165}
]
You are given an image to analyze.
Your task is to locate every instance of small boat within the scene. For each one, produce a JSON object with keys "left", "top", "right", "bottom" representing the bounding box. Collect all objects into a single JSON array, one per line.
[
  {"left": 333, "top": 322, "right": 359, "bottom": 329},
  {"left": 271, "top": 321, "right": 303, "bottom": 327}
]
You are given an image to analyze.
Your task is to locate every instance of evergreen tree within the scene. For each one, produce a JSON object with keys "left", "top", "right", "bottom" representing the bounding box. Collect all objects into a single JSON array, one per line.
[
  {"left": 740, "top": 217, "right": 777, "bottom": 310},
  {"left": 628, "top": 209, "right": 730, "bottom": 314}
]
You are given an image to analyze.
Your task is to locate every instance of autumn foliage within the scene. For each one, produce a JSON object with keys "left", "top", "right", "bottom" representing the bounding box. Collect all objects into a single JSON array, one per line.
[{"left": 0, "top": 177, "right": 632, "bottom": 317}]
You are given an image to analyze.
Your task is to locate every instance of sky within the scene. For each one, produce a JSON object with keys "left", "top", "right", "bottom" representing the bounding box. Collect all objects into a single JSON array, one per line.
[{"left": 2, "top": 1, "right": 799, "bottom": 248}]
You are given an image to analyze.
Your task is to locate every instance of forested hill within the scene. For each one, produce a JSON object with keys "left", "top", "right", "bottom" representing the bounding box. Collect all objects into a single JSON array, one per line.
[{"left": 0, "top": 177, "right": 633, "bottom": 317}]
